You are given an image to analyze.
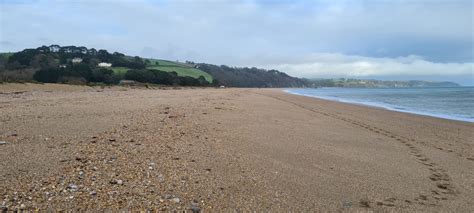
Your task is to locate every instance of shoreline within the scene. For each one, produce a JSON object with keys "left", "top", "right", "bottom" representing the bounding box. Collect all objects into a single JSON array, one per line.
[{"left": 284, "top": 88, "right": 474, "bottom": 123}]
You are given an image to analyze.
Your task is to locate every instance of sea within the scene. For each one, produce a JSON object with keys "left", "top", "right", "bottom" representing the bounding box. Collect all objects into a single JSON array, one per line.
[{"left": 285, "top": 87, "right": 474, "bottom": 122}]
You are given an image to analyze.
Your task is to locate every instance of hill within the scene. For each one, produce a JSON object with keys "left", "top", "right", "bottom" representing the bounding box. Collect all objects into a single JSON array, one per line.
[
  {"left": 0, "top": 45, "right": 213, "bottom": 86},
  {"left": 196, "top": 63, "right": 308, "bottom": 88},
  {"left": 0, "top": 45, "right": 308, "bottom": 88}
]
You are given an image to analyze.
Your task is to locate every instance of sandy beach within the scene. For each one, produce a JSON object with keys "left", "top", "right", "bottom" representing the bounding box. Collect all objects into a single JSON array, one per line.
[{"left": 0, "top": 83, "right": 473, "bottom": 211}]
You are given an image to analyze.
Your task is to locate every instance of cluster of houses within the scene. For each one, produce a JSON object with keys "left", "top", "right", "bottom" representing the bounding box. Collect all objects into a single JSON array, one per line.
[{"left": 59, "top": 57, "right": 112, "bottom": 68}]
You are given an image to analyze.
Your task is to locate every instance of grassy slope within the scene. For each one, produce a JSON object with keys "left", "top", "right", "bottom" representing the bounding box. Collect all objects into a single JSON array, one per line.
[
  {"left": 110, "top": 59, "right": 213, "bottom": 83},
  {"left": 145, "top": 59, "right": 213, "bottom": 82}
]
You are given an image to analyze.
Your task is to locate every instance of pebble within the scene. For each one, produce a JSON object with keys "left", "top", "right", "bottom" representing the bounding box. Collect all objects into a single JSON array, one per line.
[
  {"left": 190, "top": 200, "right": 201, "bottom": 212},
  {"left": 158, "top": 174, "right": 164, "bottom": 182},
  {"left": 5, "top": 131, "right": 17, "bottom": 137},
  {"left": 170, "top": 198, "right": 180, "bottom": 203},
  {"left": 190, "top": 205, "right": 201, "bottom": 213},
  {"left": 79, "top": 171, "right": 85, "bottom": 177},
  {"left": 90, "top": 190, "right": 97, "bottom": 196},
  {"left": 110, "top": 179, "right": 123, "bottom": 185},
  {"left": 67, "top": 184, "right": 78, "bottom": 192},
  {"left": 0, "top": 141, "right": 7, "bottom": 145}
]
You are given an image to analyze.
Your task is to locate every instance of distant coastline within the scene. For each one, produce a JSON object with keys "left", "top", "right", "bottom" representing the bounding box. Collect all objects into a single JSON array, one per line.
[{"left": 305, "top": 78, "right": 460, "bottom": 88}]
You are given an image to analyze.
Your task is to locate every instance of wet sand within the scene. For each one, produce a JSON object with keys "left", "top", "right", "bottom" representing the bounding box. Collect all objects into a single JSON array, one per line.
[{"left": 0, "top": 83, "right": 473, "bottom": 211}]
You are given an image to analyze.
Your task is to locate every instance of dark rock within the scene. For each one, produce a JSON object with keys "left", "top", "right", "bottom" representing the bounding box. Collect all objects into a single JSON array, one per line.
[
  {"left": 110, "top": 179, "right": 123, "bottom": 185},
  {"left": 190, "top": 206, "right": 201, "bottom": 213},
  {"left": 75, "top": 156, "right": 88, "bottom": 163},
  {"left": 359, "top": 199, "right": 370, "bottom": 208}
]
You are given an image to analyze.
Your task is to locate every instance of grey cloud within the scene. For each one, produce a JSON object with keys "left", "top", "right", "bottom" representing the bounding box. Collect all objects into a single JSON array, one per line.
[{"left": 0, "top": 0, "right": 472, "bottom": 84}]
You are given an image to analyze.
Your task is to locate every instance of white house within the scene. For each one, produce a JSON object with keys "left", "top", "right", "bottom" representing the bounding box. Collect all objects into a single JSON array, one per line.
[
  {"left": 98, "top": 62, "right": 112, "bottom": 67},
  {"left": 72, "top": 58, "right": 83, "bottom": 63}
]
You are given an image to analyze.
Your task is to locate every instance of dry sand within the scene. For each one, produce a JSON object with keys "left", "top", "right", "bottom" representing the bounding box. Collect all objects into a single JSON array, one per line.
[{"left": 0, "top": 83, "right": 473, "bottom": 211}]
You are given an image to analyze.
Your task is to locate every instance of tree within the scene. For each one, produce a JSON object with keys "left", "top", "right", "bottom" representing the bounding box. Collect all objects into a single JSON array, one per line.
[
  {"left": 91, "top": 68, "right": 114, "bottom": 82},
  {"left": 33, "top": 68, "right": 63, "bottom": 83},
  {"left": 30, "top": 54, "right": 58, "bottom": 69},
  {"left": 212, "top": 79, "right": 219, "bottom": 86}
]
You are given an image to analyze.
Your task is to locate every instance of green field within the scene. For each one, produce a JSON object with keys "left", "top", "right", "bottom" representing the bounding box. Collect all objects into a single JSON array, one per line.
[
  {"left": 109, "top": 59, "right": 213, "bottom": 83},
  {"left": 145, "top": 59, "right": 213, "bottom": 82},
  {"left": 146, "top": 58, "right": 180, "bottom": 66}
]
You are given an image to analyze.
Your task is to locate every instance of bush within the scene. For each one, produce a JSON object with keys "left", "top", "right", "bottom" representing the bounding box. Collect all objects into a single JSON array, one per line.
[
  {"left": 33, "top": 68, "right": 63, "bottom": 83},
  {"left": 124, "top": 69, "right": 209, "bottom": 86},
  {"left": 91, "top": 68, "right": 114, "bottom": 82},
  {"left": 124, "top": 69, "right": 155, "bottom": 83},
  {"left": 0, "top": 69, "right": 36, "bottom": 82},
  {"left": 58, "top": 76, "right": 87, "bottom": 84}
]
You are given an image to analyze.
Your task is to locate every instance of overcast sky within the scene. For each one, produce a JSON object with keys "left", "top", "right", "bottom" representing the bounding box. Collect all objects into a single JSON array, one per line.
[{"left": 1, "top": 0, "right": 473, "bottom": 85}]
